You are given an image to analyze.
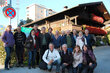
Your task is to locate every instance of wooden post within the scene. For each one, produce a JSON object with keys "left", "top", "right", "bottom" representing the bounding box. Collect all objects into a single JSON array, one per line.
[
  {"left": 45, "top": 20, "right": 50, "bottom": 29},
  {"left": 64, "top": 15, "right": 70, "bottom": 25},
  {"left": 75, "top": 17, "right": 77, "bottom": 25}
]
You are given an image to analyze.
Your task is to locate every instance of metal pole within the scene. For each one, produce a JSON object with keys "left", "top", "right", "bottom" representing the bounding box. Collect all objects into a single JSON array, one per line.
[
  {"left": 16, "top": 0, "right": 19, "bottom": 26},
  {"left": 9, "top": 18, "right": 11, "bottom": 25},
  {"left": 9, "top": 0, "right": 12, "bottom": 25},
  {"left": 10, "top": 0, "right": 12, "bottom": 7}
]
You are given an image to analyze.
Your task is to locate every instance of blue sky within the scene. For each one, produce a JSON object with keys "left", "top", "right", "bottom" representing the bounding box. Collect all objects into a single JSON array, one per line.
[{"left": 0, "top": 0, "right": 110, "bottom": 28}]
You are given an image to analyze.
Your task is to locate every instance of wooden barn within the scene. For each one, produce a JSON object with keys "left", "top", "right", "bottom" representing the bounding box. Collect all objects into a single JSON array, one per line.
[{"left": 22, "top": 2, "right": 110, "bottom": 35}]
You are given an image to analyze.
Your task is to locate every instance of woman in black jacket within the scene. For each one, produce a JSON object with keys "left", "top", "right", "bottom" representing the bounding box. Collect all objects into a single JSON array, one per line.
[
  {"left": 26, "top": 29, "right": 39, "bottom": 69},
  {"left": 82, "top": 45, "right": 97, "bottom": 73}
]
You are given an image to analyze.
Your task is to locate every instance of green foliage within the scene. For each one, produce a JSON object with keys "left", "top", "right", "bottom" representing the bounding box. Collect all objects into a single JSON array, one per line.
[
  {"left": 0, "top": 40, "right": 6, "bottom": 65},
  {"left": 0, "top": 40, "right": 29, "bottom": 66},
  {"left": 18, "top": 20, "right": 24, "bottom": 27},
  {"left": 95, "top": 40, "right": 101, "bottom": 46},
  {"left": 0, "top": 40, "right": 17, "bottom": 65},
  {"left": 107, "top": 32, "right": 110, "bottom": 45},
  {"left": 0, "top": 33, "right": 1, "bottom": 36},
  {"left": 26, "top": 18, "right": 33, "bottom": 23},
  {"left": 102, "top": 36, "right": 108, "bottom": 45},
  {"left": 18, "top": 18, "right": 33, "bottom": 27}
]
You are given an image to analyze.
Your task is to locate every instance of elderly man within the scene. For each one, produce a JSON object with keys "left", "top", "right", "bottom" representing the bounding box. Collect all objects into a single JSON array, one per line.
[
  {"left": 63, "top": 30, "right": 73, "bottom": 52},
  {"left": 61, "top": 31, "right": 66, "bottom": 46},
  {"left": 39, "top": 27, "right": 51, "bottom": 60},
  {"left": 43, "top": 43, "right": 61, "bottom": 73},
  {"left": 61, "top": 44, "right": 73, "bottom": 73},
  {"left": 72, "top": 29, "right": 78, "bottom": 48},
  {"left": 52, "top": 30, "right": 62, "bottom": 50},
  {"left": 14, "top": 27, "right": 26, "bottom": 67},
  {"left": 84, "top": 29, "right": 95, "bottom": 51}
]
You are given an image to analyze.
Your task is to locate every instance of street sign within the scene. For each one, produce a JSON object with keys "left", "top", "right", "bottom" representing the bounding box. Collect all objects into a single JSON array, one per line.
[
  {"left": 0, "top": 0, "right": 7, "bottom": 7},
  {"left": 4, "top": 7, "right": 16, "bottom": 19}
]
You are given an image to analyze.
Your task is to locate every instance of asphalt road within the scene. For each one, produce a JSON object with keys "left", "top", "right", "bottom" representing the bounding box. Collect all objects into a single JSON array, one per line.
[{"left": 0, "top": 46, "right": 110, "bottom": 73}]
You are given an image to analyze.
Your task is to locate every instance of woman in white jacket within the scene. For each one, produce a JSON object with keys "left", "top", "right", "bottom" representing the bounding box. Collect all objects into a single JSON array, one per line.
[
  {"left": 43, "top": 43, "right": 61, "bottom": 73},
  {"left": 73, "top": 45, "right": 83, "bottom": 73},
  {"left": 76, "top": 31, "right": 87, "bottom": 50}
]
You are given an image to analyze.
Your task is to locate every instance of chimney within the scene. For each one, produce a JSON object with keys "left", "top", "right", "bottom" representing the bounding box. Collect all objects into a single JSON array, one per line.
[
  {"left": 49, "top": 9, "right": 52, "bottom": 11},
  {"left": 64, "top": 6, "right": 68, "bottom": 10}
]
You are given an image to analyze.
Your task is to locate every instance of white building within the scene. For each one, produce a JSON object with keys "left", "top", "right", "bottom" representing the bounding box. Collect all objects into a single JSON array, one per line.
[{"left": 26, "top": 4, "right": 56, "bottom": 21}]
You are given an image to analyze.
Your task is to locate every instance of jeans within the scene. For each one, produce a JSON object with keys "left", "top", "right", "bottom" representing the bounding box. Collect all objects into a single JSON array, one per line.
[
  {"left": 47, "top": 59, "right": 61, "bottom": 72},
  {"left": 16, "top": 45, "right": 24, "bottom": 64},
  {"left": 73, "top": 63, "right": 83, "bottom": 73},
  {"left": 5, "top": 47, "right": 13, "bottom": 69},
  {"left": 82, "top": 63, "right": 97, "bottom": 73},
  {"left": 62, "top": 64, "right": 73, "bottom": 73},
  {"left": 28, "top": 49, "right": 36, "bottom": 67},
  {"left": 36, "top": 51, "right": 40, "bottom": 65}
]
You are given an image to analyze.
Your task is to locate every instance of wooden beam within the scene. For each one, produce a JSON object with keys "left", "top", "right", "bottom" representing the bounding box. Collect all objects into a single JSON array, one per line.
[{"left": 45, "top": 20, "right": 50, "bottom": 28}]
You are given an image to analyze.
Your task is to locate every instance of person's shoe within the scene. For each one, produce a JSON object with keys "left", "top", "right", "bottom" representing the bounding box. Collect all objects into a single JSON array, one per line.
[
  {"left": 48, "top": 69, "right": 52, "bottom": 72},
  {"left": 9, "top": 65, "right": 13, "bottom": 68},
  {"left": 62, "top": 70, "right": 65, "bottom": 73},
  {"left": 32, "top": 66, "right": 36, "bottom": 69},
  {"left": 16, "top": 63, "right": 20, "bottom": 67},
  {"left": 36, "top": 64, "right": 39, "bottom": 67},
  {"left": 20, "top": 64, "right": 24, "bottom": 67},
  {"left": 5, "top": 68, "right": 9, "bottom": 70},
  {"left": 28, "top": 66, "right": 31, "bottom": 69}
]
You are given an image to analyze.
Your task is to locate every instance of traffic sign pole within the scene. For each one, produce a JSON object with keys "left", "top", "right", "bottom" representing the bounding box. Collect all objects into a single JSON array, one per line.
[
  {"left": 9, "top": 18, "right": 11, "bottom": 25},
  {"left": 9, "top": 0, "right": 12, "bottom": 25},
  {"left": 3, "top": 0, "right": 16, "bottom": 25}
]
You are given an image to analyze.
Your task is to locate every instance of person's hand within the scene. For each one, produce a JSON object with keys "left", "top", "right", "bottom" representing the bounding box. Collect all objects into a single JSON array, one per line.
[
  {"left": 89, "top": 62, "right": 92, "bottom": 66},
  {"left": 48, "top": 59, "right": 54, "bottom": 65},
  {"left": 6, "top": 42, "right": 8, "bottom": 44},
  {"left": 50, "top": 59, "right": 54, "bottom": 63},
  {"left": 48, "top": 62, "right": 51, "bottom": 65},
  {"left": 63, "top": 63, "right": 69, "bottom": 66},
  {"left": 30, "top": 40, "right": 32, "bottom": 42}
]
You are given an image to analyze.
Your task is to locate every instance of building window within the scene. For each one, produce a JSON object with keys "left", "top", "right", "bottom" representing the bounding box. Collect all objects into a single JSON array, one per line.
[
  {"left": 27, "top": 14, "right": 29, "bottom": 16},
  {"left": 27, "top": 11, "right": 29, "bottom": 13},
  {"left": 26, "top": 7, "right": 29, "bottom": 9}
]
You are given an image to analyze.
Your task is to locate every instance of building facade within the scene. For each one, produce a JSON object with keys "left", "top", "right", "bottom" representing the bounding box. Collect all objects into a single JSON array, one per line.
[
  {"left": 26, "top": 4, "right": 56, "bottom": 21},
  {"left": 23, "top": 2, "right": 110, "bottom": 35}
]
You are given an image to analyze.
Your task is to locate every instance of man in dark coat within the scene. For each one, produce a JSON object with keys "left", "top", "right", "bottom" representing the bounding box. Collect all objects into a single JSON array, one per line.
[
  {"left": 14, "top": 27, "right": 26, "bottom": 67},
  {"left": 84, "top": 29, "right": 95, "bottom": 51},
  {"left": 39, "top": 27, "right": 51, "bottom": 60},
  {"left": 60, "top": 44, "right": 73, "bottom": 73}
]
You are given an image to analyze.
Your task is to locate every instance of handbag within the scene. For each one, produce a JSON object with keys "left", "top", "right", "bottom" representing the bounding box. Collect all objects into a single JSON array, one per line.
[
  {"left": 39, "top": 49, "right": 49, "bottom": 70},
  {"left": 25, "top": 40, "right": 31, "bottom": 48}
]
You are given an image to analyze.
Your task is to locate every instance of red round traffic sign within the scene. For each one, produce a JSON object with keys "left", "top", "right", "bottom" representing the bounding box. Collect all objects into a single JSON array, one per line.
[{"left": 5, "top": 8, "right": 16, "bottom": 19}]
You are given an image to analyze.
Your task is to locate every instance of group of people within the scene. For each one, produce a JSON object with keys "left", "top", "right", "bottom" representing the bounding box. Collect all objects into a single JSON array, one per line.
[{"left": 1, "top": 24, "right": 97, "bottom": 73}]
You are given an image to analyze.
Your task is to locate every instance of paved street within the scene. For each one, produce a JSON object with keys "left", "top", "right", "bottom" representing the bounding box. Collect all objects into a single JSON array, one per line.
[{"left": 0, "top": 46, "right": 110, "bottom": 73}]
